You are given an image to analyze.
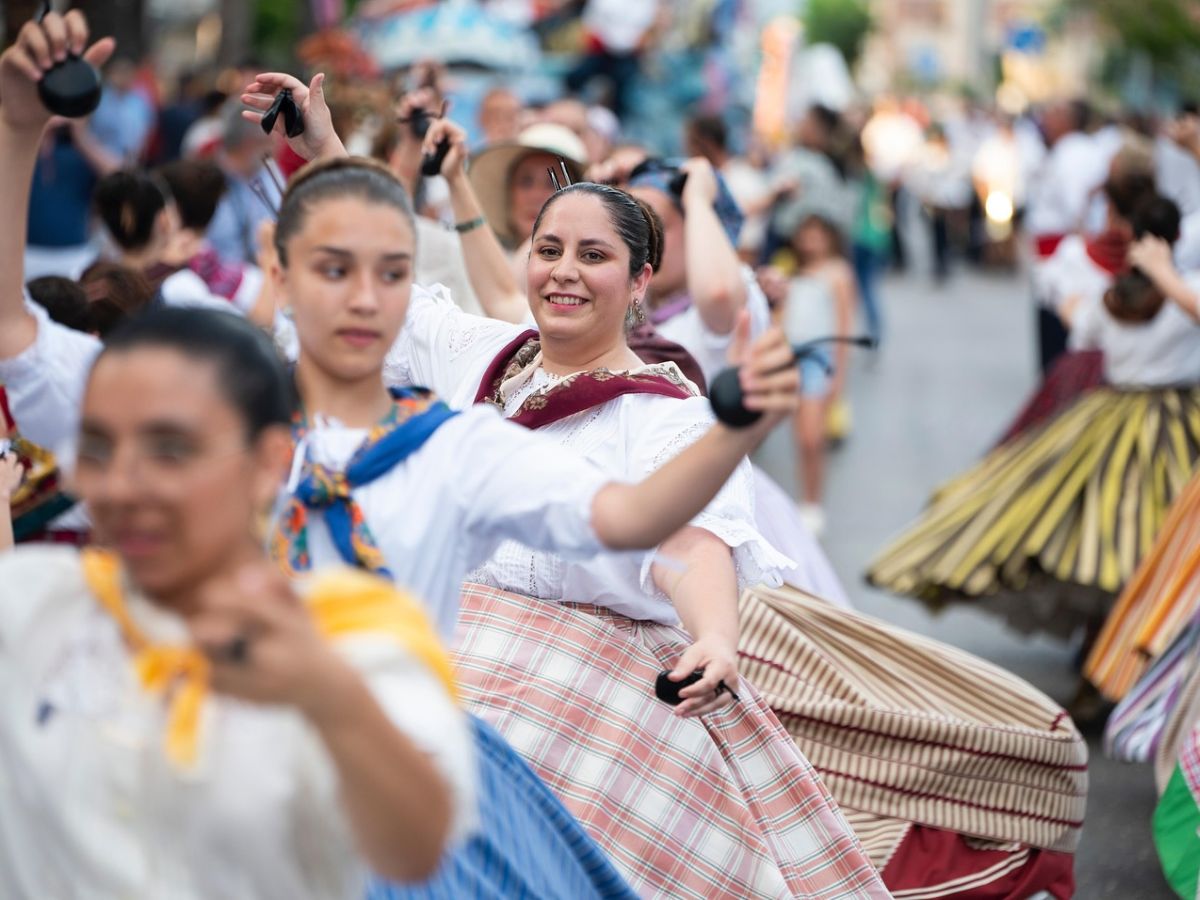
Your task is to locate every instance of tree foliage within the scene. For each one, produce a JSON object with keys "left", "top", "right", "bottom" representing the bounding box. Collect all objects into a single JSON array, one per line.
[
  {"left": 802, "top": 0, "right": 873, "bottom": 68},
  {"left": 1077, "top": 0, "right": 1200, "bottom": 62}
]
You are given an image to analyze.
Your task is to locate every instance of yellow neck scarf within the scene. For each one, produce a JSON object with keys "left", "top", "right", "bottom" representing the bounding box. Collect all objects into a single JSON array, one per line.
[{"left": 81, "top": 548, "right": 457, "bottom": 769}]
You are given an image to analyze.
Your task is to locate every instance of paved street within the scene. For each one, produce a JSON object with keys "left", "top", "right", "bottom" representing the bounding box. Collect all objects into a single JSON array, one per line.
[{"left": 753, "top": 264, "right": 1174, "bottom": 898}]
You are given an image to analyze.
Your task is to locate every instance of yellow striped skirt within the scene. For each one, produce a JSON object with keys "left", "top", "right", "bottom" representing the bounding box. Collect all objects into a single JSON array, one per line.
[{"left": 867, "top": 387, "right": 1200, "bottom": 637}]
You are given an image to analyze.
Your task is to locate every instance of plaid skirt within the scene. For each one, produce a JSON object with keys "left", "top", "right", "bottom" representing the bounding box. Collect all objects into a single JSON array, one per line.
[
  {"left": 868, "top": 387, "right": 1200, "bottom": 639},
  {"left": 452, "top": 584, "right": 887, "bottom": 900}
]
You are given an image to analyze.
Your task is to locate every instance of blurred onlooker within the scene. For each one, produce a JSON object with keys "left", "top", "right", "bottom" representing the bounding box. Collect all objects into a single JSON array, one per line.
[
  {"left": 469, "top": 123, "right": 587, "bottom": 287},
  {"left": 769, "top": 105, "right": 851, "bottom": 260},
  {"left": 779, "top": 212, "right": 857, "bottom": 535},
  {"left": 846, "top": 136, "right": 890, "bottom": 342},
  {"left": 1156, "top": 104, "right": 1200, "bottom": 219},
  {"left": 908, "top": 123, "right": 974, "bottom": 283},
  {"left": 89, "top": 57, "right": 155, "bottom": 164},
  {"left": 477, "top": 86, "right": 524, "bottom": 146},
  {"left": 156, "top": 70, "right": 208, "bottom": 164},
  {"left": 565, "top": 0, "right": 660, "bottom": 118},
  {"left": 25, "top": 118, "right": 121, "bottom": 281},
  {"left": 206, "top": 102, "right": 279, "bottom": 264},
  {"left": 685, "top": 113, "right": 776, "bottom": 262},
  {"left": 180, "top": 89, "right": 229, "bottom": 158}
]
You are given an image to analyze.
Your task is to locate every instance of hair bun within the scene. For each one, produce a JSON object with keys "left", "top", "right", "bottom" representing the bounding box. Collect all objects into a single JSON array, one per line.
[{"left": 634, "top": 196, "right": 665, "bottom": 273}]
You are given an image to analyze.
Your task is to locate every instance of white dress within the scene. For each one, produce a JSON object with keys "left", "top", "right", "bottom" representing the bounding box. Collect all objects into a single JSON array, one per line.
[
  {"left": 0, "top": 299, "right": 612, "bottom": 641},
  {"left": 387, "top": 285, "right": 793, "bottom": 625},
  {"left": 0, "top": 546, "right": 475, "bottom": 900}
]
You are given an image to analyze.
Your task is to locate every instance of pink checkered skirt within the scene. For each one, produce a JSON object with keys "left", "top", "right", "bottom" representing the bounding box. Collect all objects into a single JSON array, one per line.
[{"left": 452, "top": 583, "right": 887, "bottom": 899}]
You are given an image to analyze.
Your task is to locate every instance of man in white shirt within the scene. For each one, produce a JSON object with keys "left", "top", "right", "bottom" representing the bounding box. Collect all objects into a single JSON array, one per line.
[{"left": 1025, "top": 99, "right": 1109, "bottom": 372}]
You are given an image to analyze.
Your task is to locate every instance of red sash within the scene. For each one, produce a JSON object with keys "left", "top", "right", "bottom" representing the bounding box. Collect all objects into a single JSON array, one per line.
[
  {"left": 1034, "top": 234, "right": 1067, "bottom": 259},
  {"left": 0, "top": 386, "right": 13, "bottom": 432},
  {"left": 474, "top": 331, "right": 697, "bottom": 430},
  {"left": 1084, "top": 230, "right": 1131, "bottom": 277}
]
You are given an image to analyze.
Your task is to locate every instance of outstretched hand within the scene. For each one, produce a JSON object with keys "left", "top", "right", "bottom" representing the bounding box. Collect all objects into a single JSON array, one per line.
[
  {"left": 0, "top": 10, "right": 114, "bottom": 133},
  {"left": 726, "top": 311, "right": 800, "bottom": 425},
  {"left": 241, "top": 72, "right": 346, "bottom": 162}
]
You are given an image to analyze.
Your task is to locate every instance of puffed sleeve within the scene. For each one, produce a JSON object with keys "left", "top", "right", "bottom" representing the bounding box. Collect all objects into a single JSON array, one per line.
[
  {"left": 0, "top": 297, "right": 101, "bottom": 460},
  {"left": 445, "top": 406, "right": 611, "bottom": 563},
  {"left": 1067, "top": 294, "right": 1104, "bottom": 351},
  {"left": 384, "top": 283, "right": 527, "bottom": 404},
  {"left": 627, "top": 397, "right": 795, "bottom": 598}
]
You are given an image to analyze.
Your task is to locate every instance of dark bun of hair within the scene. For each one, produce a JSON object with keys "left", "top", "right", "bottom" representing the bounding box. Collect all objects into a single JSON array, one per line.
[
  {"left": 1104, "top": 270, "right": 1166, "bottom": 323},
  {"left": 633, "top": 196, "right": 665, "bottom": 273}
]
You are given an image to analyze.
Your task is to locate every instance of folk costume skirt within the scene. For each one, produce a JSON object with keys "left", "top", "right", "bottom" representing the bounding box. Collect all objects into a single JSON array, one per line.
[
  {"left": 994, "top": 350, "right": 1105, "bottom": 448},
  {"left": 739, "top": 585, "right": 1086, "bottom": 900},
  {"left": 867, "top": 386, "right": 1200, "bottom": 639},
  {"left": 452, "top": 583, "right": 887, "bottom": 900},
  {"left": 372, "top": 716, "right": 637, "bottom": 900},
  {"left": 1086, "top": 472, "right": 1200, "bottom": 702}
]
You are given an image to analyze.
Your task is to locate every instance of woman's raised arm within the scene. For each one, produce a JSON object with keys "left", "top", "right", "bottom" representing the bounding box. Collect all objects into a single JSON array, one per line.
[{"left": 0, "top": 12, "right": 113, "bottom": 360}]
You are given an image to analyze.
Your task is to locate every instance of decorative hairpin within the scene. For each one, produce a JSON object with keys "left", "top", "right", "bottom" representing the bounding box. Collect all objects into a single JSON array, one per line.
[{"left": 547, "top": 158, "right": 574, "bottom": 192}]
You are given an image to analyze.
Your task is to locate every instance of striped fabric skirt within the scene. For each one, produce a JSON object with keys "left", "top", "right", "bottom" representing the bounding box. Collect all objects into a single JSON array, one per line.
[
  {"left": 739, "top": 585, "right": 1086, "bottom": 899},
  {"left": 1106, "top": 609, "right": 1200, "bottom": 766},
  {"left": 451, "top": 584, "right": 888, "bottom": 900},
  {"left": 372, "top": 716, "right": 637, "bottom": 900},
  {"left": 1086, "top": 472, "right": 1200, "bottom": 702},
  {"left": 867, "top": 387, "right": 1200, "bottom": 638}
]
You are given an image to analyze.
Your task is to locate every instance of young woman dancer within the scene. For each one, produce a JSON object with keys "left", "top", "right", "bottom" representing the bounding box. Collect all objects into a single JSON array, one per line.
[{"left": 0, "top": 299, "right": 474, "bottom": 894}]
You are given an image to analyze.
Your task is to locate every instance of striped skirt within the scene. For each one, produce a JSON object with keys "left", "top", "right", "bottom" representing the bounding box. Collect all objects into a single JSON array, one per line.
[
  {"left": 1085, "top": 472, "right": 1200, "bottom": 702},
  {"left": 739, "top": 585, "right": 1086, "bottom": 899},
  {"left": 867, "top": 387, "right": 1200, "bottom": 638},
  {"left": 1106, "top": 609, "right": 1200, "bottom": 766},
  {"left": 451, "top": 584, "right": 888, "bottom": 899},
  {"left": 994, "top": 350, "right": 1105, "bottom": 448}
]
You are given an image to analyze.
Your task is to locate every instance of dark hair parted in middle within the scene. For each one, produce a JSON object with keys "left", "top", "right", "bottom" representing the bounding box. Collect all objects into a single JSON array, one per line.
[
  {"left": 531, "top": 182, "right": 664, "bottom": 277},
  {"left": 100, "top": 306, "right": 297, "bottom": 439},
  {"left": 274, "top": 156, "right": 416, "bottom": 266}
]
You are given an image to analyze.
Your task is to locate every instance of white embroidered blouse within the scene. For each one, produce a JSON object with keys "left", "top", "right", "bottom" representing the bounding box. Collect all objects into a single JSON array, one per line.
[{"left": 385, "top": 285, "right": 793, "bottom": 625}]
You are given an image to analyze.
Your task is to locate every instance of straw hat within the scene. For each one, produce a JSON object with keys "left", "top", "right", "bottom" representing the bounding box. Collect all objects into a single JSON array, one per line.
[{"left": 468, "top": 123, "right": 587, "bottom": 245}]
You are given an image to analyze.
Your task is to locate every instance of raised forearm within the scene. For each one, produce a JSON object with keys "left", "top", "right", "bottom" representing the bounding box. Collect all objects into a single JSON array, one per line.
[
  {"left": 592, "top": 423, "right": 765, "bottom": 550},
  {"left": 1147, "top": 266, "right": 1200, "bottom": 323},
  {"left": 685, "top": 202, "right": 745, "bottom": 334},
  {"left": 445, "top": 171, "right": 528, "bottom": 323},
  {"left": 0, "top": 123, "right": 43, "bottom": 358},
  {"left": 653, "top": 527, "right": 739, "bottom": 650},
  {"left": 305, "top": 663, "right": 453, "bottom": 882}
]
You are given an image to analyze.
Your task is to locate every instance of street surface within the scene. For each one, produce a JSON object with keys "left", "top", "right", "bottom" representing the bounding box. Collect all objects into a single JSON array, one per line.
[{"left": 754, "top": 264, "right": 1174, "bottom": 899}]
